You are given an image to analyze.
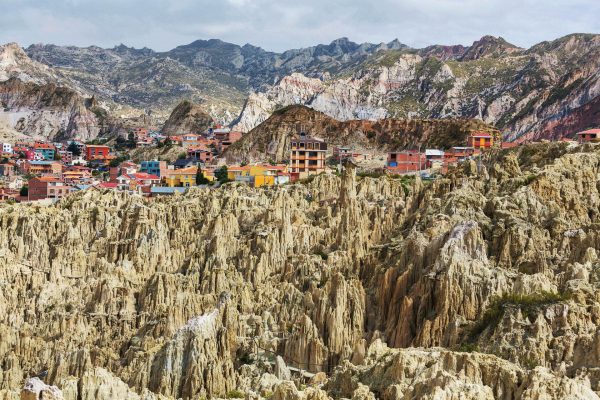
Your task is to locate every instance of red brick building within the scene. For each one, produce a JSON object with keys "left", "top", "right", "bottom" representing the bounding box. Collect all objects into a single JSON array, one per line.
[
  {"left": 187, "top": 145, "right": 214, "bottom": 164},
  {"left": 386, "top": 151, "right": 427, "bottom": 173},
  {"left": 28, "top": 176, "right": 71, "bottom": 201},
  {"left": 85, "top": 145, "right": 111, "bottom": 161}
]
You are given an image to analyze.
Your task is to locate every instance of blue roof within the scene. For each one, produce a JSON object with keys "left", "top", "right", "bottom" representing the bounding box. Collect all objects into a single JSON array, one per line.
[
  {"left": 150, "top": 187, "right": 187, "bottom": 194},
  {"left": 29, "top": 161, "right": 56, "bottom": 165}
]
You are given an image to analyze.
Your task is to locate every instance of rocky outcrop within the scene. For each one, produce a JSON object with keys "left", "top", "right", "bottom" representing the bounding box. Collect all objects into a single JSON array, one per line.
[
  {"left": 2, "top": 142, "right": 600, "bottom": 398},
  {"left": 20, "top": 378, "right": 63, "bottom": 400},
  {"left": 20, "top": 34, "right": 600, "bottom": 140},
  {"left": 0, "top": 78, "right": 102, "bottom": 141},
  {"left": 226, "top": 105, "right": 498, "bottom": 162},
  {"left": 161, "top": 100, "right": 214, "bottom": 135},
  {"left": 326, "top": 340, "right": 599, "bottom": 400},
  {"left": 232, "top": 34, "right": 600, "bottom": 141}
]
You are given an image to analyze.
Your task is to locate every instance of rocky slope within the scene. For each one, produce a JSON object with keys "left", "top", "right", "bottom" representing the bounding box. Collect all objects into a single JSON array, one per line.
[
  {"left": 0, "top": 78, "right": 103, "bottom": 141},
  {"left": 2, "top": 142, "right": 600, "bottom": 398},
  {"left": 21, "top": 34, "right": 600, "bottom": 140},
  {"left": 225, "top": 105, "right": 497, "bottom": 162},
  {"left": 232, "top": 34, "right": 600, "bottom": 142},
  {"left": 0, "top": 43, "right": 147, "bottom": 142},
  {"left": 161, "top": 100, "right": 215, "bottom": 136}
]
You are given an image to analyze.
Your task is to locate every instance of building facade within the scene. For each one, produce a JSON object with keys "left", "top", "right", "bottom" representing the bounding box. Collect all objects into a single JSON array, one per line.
[
  {"left": 468, "top": 132, "right": 494, "bottom": 149},
  {"left": 576, "top": 129, "right": 600, "bottom": 143},
  {"left": 85, "top": 145, "right": 111, "bottom": 161},
  {"left": 140, "top": 160, "right": 168, "bottom": 177},
  {"left": 289, "top": 135, "right": 327, "bottom": 178},
  {"left": 28, "top": 177, "right": 71, "bottom": 201}
]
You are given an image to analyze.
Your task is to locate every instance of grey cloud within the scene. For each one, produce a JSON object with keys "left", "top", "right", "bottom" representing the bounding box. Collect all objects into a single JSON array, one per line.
[{"left": 0, "top": 0, "right": 598, "bottom": 51}]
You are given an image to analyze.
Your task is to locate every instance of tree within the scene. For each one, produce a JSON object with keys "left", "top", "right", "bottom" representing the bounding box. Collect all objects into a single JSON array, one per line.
[
  {"left": 214, "top": 166, "right": 229, "bottom": 184},
  {"left": 54, "top": 152, "right": 62, "bottom": 161},
  {"left": 19, "top": 186, "right": 28, "bottom": 197},
  {"left": 126, "top": 133, "right": 137, "bottom": 149},
  {"left": 196, "top": 169, "right": 210, "bottom": 185},
  {"left": 67, "top": 142, "right": 81, "bottom": 157},
  {"left": 163, "top": 137, "right": 173, "bottom": 147}
]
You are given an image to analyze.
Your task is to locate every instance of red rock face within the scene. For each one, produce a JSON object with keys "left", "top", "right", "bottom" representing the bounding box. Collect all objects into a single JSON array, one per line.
[{"left": 516, "top": 96, "right": 600, "bottom": 143}]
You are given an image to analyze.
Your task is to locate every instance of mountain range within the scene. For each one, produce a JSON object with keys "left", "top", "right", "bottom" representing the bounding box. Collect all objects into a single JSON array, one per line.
[{"left": 1, "top": 33, "right": 600, "bottom": 142}]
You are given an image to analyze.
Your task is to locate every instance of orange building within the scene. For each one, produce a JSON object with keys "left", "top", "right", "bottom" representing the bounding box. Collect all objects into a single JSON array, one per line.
[
  {"left": 468, "top": 132, "right": 494, "bottom": 149},
  {"left": 20, "top": 161, "right": 63, "bottom": 175}
]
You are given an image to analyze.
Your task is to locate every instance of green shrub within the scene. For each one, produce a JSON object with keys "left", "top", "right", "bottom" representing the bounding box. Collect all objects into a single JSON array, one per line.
[
  {"left": 227, "top": 390, "right": 244, "bottom": 398},
  {"left": 468, "top": 291, "right": 570, "bottom": 341}
]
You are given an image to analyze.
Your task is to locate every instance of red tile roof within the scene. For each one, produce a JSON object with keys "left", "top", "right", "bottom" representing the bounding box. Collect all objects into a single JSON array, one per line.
[
  {"left": 131, "top": 172, "right": 160, "bottom": 180},
  {"left": 97, "top": 182, "right": 118, "bottom": 188},
  {"left": 577, "top": 129, "right": 600, "bottom": 135},
  {"left": 470, "top": 131, "right": 493, "bottom": 138}
]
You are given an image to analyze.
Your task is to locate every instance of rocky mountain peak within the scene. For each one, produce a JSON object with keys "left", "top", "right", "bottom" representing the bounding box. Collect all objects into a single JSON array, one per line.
[
  {"left": 162, "top": 100, "right": 214, "bottom": 135},
  {"left": 460, "top": 35, "right": 522, "bottom": 60}
]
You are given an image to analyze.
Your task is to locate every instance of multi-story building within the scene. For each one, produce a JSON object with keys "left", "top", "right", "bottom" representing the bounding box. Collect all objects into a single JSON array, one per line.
[
  {"left": 289, "top": 134, "right": 327, "bottom": 179},
  {"left": 0, "top": 163, "right": 15, "bottom": 177},
  {"left": 58, "top": 150, "right": 74, "bottom": 164},
  {"left": 468, "top": 132, "right": 494, "bottom": 149},
  {"left": 140, "top": 160, "right": 168, "bottom": 177},
  {"left": 85, "top": 145, "right": 111, "bottom": 161},
  {"left": 20, "top": 160, "right": 63, "bottom": 176},
  {"left": 187, "top": 145, "right": 214, "bottom": 164},
  {"left": 33, "top": 143, "right": 56, "bottom": 160},
  {"left": 386, "top": 151, "right": 427, "bottom": 173},
  {"left": 116, "top": 173, "right": 161, "bottom": 192},
  {"left": 163, "top": 166, "right": 198, "bottom": 187},
  {"left": 28, "top": 176, "right": 71, "bottom": 201}
]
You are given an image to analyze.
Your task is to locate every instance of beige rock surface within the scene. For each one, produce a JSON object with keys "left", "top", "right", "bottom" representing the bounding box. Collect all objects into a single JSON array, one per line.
[{"left": 1, "top": 142, "right": 600, "bottom": 399}]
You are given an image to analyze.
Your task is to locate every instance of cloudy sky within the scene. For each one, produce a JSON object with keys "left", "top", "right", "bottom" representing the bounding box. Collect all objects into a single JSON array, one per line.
[{"left": 0, "top": 0, "right": 598, "bottom": 52}]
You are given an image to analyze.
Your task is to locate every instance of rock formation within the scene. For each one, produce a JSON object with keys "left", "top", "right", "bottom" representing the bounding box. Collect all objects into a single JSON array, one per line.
[
  {"left": 15, "top": 34, "right": 600, "bottom": 140},
  {"left": 0, "top": 78, "right": 102, "bottom": 141},
  {"left": 225, "top": 105, "right": 497, "bottom": 162},
  {"left": 1, "top": 142, "right": 600, "bottom": 398},
  {"left": 161, "top": 100, "right": 214, "bottom": 135}
]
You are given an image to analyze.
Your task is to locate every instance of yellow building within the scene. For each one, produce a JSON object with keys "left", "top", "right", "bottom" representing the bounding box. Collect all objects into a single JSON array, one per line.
[
  {"left": 164, "top": 166, "right": 198, "bottom": 187},
  {"left": 227, "top": 166, "right": 251, "bottom": 181}
]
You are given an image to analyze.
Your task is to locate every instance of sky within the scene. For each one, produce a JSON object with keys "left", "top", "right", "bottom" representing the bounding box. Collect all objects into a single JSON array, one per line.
[{"left": 0, "top": 0, "right": 599, "bottom": 52}]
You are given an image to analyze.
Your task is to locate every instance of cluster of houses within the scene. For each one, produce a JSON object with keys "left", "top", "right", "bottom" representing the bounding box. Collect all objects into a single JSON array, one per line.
[{"left": 1, "top": 127, "right": 599, "bottom": 203}]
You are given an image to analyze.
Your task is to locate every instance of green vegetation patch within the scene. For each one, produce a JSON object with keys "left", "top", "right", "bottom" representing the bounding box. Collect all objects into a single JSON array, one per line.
[{"left": 468, "top": 291, "right": 570, "bottom": 341}]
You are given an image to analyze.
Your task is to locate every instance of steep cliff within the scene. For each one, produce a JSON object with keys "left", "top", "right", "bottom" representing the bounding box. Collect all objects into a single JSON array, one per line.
[
  {"left": 226, "top": 105, "right": 497, "bottom": 162},
  {"left": 2, "top": 142, "right": 600, "bottom": 399}
]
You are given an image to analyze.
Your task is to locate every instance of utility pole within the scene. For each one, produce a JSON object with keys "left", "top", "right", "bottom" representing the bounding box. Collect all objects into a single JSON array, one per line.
[{"left": 418, "top": 145, "right": 421, "bottom": 176}]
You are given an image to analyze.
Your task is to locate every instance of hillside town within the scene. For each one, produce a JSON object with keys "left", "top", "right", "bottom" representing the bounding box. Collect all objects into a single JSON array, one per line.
[{"left": 0, "top": 126, "right": 598, "bottom": 203}]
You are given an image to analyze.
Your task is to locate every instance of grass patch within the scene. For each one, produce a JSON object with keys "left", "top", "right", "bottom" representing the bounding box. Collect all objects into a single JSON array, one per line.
[
  {"left": 468, "top": 291, "right": 570, "bottom": 341},
  {"left": 227, "top": 390, "right": 245, "bottom": 399}
]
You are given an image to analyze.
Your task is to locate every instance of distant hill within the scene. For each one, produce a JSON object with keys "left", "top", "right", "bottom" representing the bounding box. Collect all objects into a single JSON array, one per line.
[
  {"left": 0, "top": 33, "right": 596, "bottom": 142},
  {"left": 224, "top": 105, "right": 497, "bottom": 162}
]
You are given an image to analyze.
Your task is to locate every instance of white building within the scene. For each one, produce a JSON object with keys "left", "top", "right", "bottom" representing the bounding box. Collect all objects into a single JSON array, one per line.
[{"left": 1, "top": 143, "right": 13, "bottom": 154}]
